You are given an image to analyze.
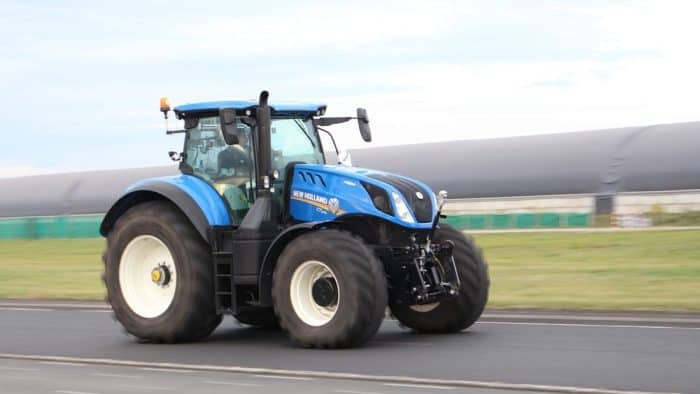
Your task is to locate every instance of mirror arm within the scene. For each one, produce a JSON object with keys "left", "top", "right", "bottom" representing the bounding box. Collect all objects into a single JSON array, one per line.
[
  {"left": 316, "top": 117, "right": 353, "bottom": 126},
  {"left": 166, "top": 129, "right": 187, "bottom": 135},
  {"left": 317, "top": 126, "right": 340, "bottom": 155}
]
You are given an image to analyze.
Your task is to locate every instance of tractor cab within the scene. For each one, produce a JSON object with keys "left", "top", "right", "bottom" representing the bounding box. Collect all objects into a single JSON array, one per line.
[
  {"left": 164, "top": 94, "right": 367, "bottom": 228},
  {"left": 173, "top": 107, "right": 325, "bottom": 224}
]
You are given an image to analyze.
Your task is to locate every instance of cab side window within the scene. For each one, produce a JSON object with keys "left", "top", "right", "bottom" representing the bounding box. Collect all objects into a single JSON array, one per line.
[{"left": 184, "top": 117, "right": 256, "bottom": 225}]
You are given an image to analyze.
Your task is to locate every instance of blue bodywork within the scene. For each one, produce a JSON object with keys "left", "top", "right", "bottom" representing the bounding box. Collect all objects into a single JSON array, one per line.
[
  {"left": 126, "top": 175, "right": 231, "bottom": 226},
  {"left": 174, "top": 101, "right": 326, "bottom": 116},
  {"left": 288, "top": 164, "right": 437, "bottom": 230},
  {"left": 110, "top": 165, "right": 436, "bottom": 232}
]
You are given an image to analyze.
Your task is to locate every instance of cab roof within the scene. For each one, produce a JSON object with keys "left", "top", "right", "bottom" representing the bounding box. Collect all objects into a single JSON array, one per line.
[{"left": 173, "top": 100, "right": 326, "bottom": 117}]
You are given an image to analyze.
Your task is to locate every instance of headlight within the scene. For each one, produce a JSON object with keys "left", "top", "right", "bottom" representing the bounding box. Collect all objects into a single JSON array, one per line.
[{"left": 391, "top": 192, "right": 415, "bottom": 223}]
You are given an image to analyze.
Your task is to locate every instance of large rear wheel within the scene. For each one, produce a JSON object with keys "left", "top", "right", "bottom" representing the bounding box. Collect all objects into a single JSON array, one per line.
[
  {"left": 103, "top": 201, "right": 222, "bottom": 343},
  {"left": 390, "top": 224, "right": 489, "bottom": 333},
  {"left": 272, "top": 230, "right": 387, "bottom": 348}
]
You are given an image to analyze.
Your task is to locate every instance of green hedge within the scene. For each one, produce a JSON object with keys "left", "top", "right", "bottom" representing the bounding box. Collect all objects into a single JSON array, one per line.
[
  {"left": 444, "top": 212, "right": 591, "bottom": 230},
  {"left": 0, "top": 215, "right": 104, "bottom": 239},
  {"left": 0, "top": 212, "right": 593, "bottom": 239}
]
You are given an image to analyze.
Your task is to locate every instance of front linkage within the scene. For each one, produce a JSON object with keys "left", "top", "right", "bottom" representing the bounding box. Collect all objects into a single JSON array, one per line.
[
  {"left": 383, "top": 238, "right": 461, "bottom": 306},
  {"left": 379, "top": 190, "right": 461, "bottom": 306}
]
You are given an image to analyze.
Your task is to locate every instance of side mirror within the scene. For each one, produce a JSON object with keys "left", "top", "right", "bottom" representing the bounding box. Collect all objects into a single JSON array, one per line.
[
  {"left": 219, "top": 108, "right": 239, "bottom": 145},
  {"left": 337, "top": 150, "right": 353, "bottom": 167},
  {"left": 357, "top": 108, "right": 372, "bottom": 142}
]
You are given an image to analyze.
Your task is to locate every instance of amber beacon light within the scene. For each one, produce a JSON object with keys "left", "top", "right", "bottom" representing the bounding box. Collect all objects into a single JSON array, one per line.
[{"left": 160, "top": 97, "right": 171, "bottom": 118}]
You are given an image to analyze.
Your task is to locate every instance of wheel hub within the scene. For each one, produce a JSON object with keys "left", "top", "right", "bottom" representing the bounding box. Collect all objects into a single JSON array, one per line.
[
  {"left": 151, "top": 263, "right": 171, "bottom": 287},
  {"left": 119, "top": 235, "right": 177, "bottom": 319},
  {"left": 289, "top": 260, "right": 340, "bottom": 327},
  {"left": 312, "top": 277, "right": 338, "bottom": 307}
]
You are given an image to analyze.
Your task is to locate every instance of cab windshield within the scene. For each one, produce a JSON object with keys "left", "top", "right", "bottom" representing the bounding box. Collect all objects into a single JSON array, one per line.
[{"left": 270, "top": 118, "right": 325, "bottom": 178}]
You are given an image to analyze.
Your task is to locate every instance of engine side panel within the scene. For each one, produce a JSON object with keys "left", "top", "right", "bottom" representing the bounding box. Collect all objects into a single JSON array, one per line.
[{"left": 288, "top": 164, "right": 435, "bottom": 230}]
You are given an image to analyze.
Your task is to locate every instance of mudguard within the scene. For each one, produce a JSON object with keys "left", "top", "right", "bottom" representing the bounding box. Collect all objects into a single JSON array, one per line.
[
  {"left": 100, "top": 175, "right": 231, "bottom": 243},
  {"left": 257, "top": 221, "right": 325, "bottom": 306}
]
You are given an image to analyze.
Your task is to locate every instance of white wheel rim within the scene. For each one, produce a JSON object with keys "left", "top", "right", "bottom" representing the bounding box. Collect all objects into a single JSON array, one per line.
[
  {"left": 409, "top": 302, "right": 440, "bottom": 313},
  {"left": 289, "top": 260, "right": 339, "bottom": 327},
  {"left": 119, "top": 235, "right": 177, "bottom": 319}
]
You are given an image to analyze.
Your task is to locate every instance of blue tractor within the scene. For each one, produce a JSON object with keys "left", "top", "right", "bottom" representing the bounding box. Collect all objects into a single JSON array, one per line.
[{"left": 101, "top": 91, "right": 489, "bottom": 348}]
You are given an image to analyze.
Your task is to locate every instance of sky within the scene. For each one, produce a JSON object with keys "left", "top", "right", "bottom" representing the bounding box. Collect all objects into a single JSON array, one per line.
[{"left": 1, "top": 0, "right": 699, "bottom": 177}]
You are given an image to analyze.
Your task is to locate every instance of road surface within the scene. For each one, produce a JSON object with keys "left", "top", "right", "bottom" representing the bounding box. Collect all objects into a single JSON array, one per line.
[{"left": 0, "top": 302, "right": 698, "bottom": 393}]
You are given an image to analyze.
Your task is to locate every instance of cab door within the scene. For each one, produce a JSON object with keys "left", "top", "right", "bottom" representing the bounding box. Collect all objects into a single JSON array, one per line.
[{"left": 182, "top": 116, "right": 256, "bottom": 225}]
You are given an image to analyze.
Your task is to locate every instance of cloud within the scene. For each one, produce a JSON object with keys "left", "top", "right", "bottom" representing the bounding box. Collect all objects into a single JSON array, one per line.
[
  {"left": 317, "top": 51, "right": 700, "bottom": 149},
  {"left": 71, "top": 1, "right": 464, "bottom": 63},
  {"left": 0, "top": 165, "right": 53, "bottom": 178},
  {"left": 2, "top": 0, "right": 700, "bottom": 175}
]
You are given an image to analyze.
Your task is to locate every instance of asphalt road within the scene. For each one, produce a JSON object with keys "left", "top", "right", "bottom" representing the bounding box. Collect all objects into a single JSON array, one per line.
[{"left": 0, "top": 304, "right": 698, "bottom": 393}]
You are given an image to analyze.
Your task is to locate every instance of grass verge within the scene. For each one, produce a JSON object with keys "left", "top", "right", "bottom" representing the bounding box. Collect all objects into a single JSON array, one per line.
[
  {"left": 0, "top": 230, "right": 699, "bottom": 310},
  {"left": 476, "top": 229, "right": 700, "bottom": 310},
  {"left": 0, "top": 239, "right": 105, "bottom": 299}
]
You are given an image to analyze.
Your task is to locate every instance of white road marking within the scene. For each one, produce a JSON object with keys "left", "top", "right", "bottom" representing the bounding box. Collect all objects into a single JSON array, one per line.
[
  {"left": 253, "top": 374, "right": 313, "bottom": 381},
  {"left": 56, "top": 391, "right": 101, "bottom": 394},
  {"left": 478, "top": 321, "right": 700, "bottom": 330},
  {"left": 119, "top": 384, "right": 174, "bottom": 391},
  {"left": 0, "top": 307, "right": 53, "bottom": 312},
  {"left": 375, "top": 341, "right": 432, "bottom": 346},
  {"left": 0, "top": 353, "right": 678, "bottom": 394},
  {"left": 91, "top": 372, "right": 142, "bottom": 379},
  {"left": 41, "top": 361, "right": 87, "bottom": 367},
  {"left": 204, "top": 380, "right": 263, "bottom": 387},
  {"left": 140, "top": 367, "right": 193, "bottom": 373},
  {"left": 385, "top": 383, "right": 453, "bottom": 390},
  {"left": 0, "top": 366, "right": 39, "bottom": 371},
  {"left": 2, "top": 375, "right": 48, "bottom": 381}
]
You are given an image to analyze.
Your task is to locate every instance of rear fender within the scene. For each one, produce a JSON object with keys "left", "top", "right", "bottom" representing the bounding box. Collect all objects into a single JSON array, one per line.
[{"left": 100, "top": 175, "right": 231, "bottom": 244}]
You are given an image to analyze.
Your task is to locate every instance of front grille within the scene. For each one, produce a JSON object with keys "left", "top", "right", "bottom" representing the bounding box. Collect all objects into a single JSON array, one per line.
[{"left": 368, "top": 174, "right": 433, "bottom": 223}]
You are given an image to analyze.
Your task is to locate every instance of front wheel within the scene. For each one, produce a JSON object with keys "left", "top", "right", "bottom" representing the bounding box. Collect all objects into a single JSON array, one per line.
[
  {"left": 103, "top": 201, "right": 222, "bottom": 343},
  {"left": 272, "top": 230, "right": 387, "bottom": 348},
  {"left": 390, "top": 224, "right": 490, "bottom": 333}
]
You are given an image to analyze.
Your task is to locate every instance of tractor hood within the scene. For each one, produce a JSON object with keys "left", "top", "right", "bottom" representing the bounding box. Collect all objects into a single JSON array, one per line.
[{"left": 288, "top": 163, "right": 438, "bottom": 230}]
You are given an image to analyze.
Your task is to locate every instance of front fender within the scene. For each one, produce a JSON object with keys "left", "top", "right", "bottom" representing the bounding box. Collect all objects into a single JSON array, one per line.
[
  {"left": 257, "top": 221, "right": 326, "bottom": 306},
  {"left": 100, "top": 175, "right": 231, "bottom": 243}
]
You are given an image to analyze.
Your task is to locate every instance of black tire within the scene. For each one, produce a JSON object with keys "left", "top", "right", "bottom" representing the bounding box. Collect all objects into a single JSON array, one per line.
[
  {"left": 235, "top": 308, "right": 279, "bottom": 329},
  {"left": 272, "top": 230, "right": 387, "bottom": 348},
  {"left": 103, "top": 200, "right": 222, "bottom": 343},
  {"left": 389, "top": 224, "right": 490, "bottom": 333}
]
